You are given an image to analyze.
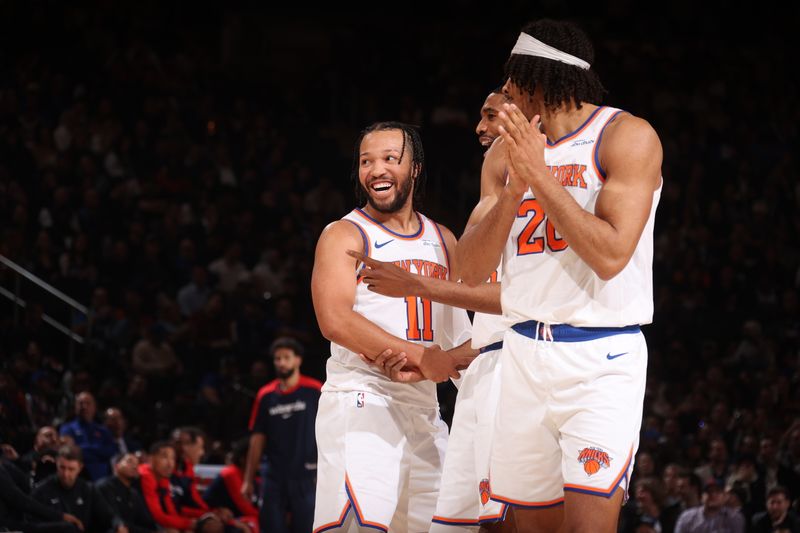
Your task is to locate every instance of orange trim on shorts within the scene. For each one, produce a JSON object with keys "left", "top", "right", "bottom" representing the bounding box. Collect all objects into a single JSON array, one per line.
[
  {"left": 345, "top": 474, "right": 389, "bottom": 531},
  {"left": 312, "top": 501, "right": 352, "bottom": 533},
  {"left": 431, "top": 515, "right": 480, "bottom": 526},
  {"left": 489, "top": 493, "right": 564, "bottom": 509},
  {"left": 563, "top": 446, "right": 633, "bottom": 497}
]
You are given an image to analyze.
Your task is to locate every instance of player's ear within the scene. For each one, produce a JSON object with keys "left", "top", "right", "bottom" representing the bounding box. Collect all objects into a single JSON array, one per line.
[{"left": 411, "top": 162, "right": 421, "bottom": 180}]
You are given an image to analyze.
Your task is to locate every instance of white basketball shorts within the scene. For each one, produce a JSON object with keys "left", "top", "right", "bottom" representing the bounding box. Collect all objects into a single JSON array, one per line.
[
  {"left": 313, "top": 390, "right": 449, "bottom": 532},
  {"left": 431, "top": 343, "right": 508, "bottom": 531},
  {"left": 489, "top": 322, "right": 647, "bottom": 508}
]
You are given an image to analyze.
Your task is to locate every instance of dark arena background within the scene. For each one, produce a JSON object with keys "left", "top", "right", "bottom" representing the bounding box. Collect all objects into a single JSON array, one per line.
[{"left": 1, "top": 1, "right": 798, "bottom": 531}]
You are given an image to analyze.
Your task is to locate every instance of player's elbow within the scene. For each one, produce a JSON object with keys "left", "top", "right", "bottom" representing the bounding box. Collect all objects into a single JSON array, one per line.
[
  {"left": 593, "top": 255, "right": 629, "bottom": 281},
  {"left": 316, "top": 313, "right": 345, "bottom": 343}
]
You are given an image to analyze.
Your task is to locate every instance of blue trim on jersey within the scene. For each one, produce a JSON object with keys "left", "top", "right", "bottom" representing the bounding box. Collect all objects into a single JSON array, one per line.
[
  {"left": 512, "top": 321, "right": 640, "bottom": 342},
  {"left": 546, "top": 106, "right": 604, "bottom": 146},
  {"left": 593, "top": 110, "right": 625, "bottom": 180},
  {"left": 431, "top": 221, "right": 451, "bottom": 275},
  {"left": 355, "top": 208, "right": 423, "bottom": 239},
  {"left": 343, "top": 219, "right": 369, "bottom": 254},
  {"left": 479, "top": 341, "right": 504, "bottom": 354}
]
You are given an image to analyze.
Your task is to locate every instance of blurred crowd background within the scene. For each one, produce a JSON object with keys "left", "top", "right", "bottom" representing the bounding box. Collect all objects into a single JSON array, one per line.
[{"left": 1, "top": 1, "right": 799, "bottom": 531}]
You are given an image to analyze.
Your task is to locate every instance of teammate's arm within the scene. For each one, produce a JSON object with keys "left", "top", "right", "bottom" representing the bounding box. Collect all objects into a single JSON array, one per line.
[
  {"left": 455, "top": 139, "right": 525, "bottom": 285},
  {"left": 498, "top": 104, "right": 662, "bottom": 280},
  {"left": 349, "top": 250, "right": 501, "bottom": 314},
  {"left": 312, "top": 220, "right": 461, "bottom": 382}
]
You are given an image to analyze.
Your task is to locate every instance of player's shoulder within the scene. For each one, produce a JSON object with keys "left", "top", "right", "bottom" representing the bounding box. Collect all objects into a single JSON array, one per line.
[
  {"left": 604, "top": 111, "right": 661, "bottom": 147},
  {"left": 317, "top": 215, "right": 366, "bottom": 245},
  {"left": 255, "top": 380, "right": 280, "bottom": 400}
]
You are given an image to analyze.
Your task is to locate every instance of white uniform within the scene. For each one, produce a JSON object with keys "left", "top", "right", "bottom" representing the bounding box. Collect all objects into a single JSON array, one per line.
[
  {"left": 489, "top": 106, "right": 662, "bottom": 507},
  {"left": 314, "top": 208, "right": 472, "bottom": 533},
  {"left": 431, "top": 266, "right": 508, "bottom": 531}
]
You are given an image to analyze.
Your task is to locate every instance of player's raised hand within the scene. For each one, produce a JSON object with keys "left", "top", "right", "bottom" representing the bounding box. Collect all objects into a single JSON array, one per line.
[
  {"left": 358, "top": 348, "right": 425, "bottom": 383},
  {"left": 347, "top": 250, "right": 423, "bottom": 298},
  {"left": 419, "top": 344, "right": 461, "bottom": 383},
  {"left": 498, "top": 103, "right": 548, "bottom": 192}
]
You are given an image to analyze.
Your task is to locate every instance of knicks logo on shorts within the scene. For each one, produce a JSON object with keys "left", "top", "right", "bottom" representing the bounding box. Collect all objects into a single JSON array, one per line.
[
  {"left": 479, "top": 478, "right": 491, "bottom": 505},
  {"left": 578, "top": 447, "right": 612, "bottom": 476}
]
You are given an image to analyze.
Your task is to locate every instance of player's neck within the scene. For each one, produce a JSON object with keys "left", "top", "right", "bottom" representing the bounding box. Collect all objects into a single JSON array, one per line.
[
  {"left": 542, "top": 102, "right": 599, "bottom": 144},
  {"left": 279, "top": 372, "right": 299, "bottom": 391},
  {"left": 362, "top": 203, "right": 419, "bottom": 234}
]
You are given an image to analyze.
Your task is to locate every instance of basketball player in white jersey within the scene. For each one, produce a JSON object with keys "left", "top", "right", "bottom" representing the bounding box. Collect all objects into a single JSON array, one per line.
[
  {"left": 456, "top": 19, "right": 663, "bottom": 533},
  {"left": 349, "top": 91, "right": 514, "bottom": 532},
  {"left": 311, "top": 121, "right": 477, "bottom": 532}
]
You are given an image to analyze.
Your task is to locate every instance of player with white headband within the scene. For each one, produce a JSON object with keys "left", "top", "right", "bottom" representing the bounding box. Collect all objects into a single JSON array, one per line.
[{"left": 456, "top": 19, "right": 664, "bottom": 533}]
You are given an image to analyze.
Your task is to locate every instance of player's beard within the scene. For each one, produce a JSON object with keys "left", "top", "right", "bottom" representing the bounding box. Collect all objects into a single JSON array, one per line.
[
  {"left": 364, "top": 175, "right": 413, "bottom": 214},
  {"left": 275, "top": 368, "right": 295, "bottom": 380}
]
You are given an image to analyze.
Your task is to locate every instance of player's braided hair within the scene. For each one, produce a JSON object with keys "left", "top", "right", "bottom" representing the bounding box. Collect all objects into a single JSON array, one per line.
[
  {"left": 351, "top": 121, "right": 427, "bottom": 209},
  {"left": 504, "top": 19, "right": 606, "bottom": 111}
]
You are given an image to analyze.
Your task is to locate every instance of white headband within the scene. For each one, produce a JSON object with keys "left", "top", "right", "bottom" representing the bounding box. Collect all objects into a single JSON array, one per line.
[{"left": 510, "top": 32, "right": 591, "bottom": 70}]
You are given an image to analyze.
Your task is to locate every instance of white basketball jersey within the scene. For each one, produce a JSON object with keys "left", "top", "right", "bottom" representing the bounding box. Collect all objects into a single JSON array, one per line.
[
  {"left": 470, "top": 263, "right": 506, "bottom": 349},
  {"left": 324, "top": 208, "right": 473, "bottom": 408},
  {"left": 502, "top": 106, "right": 662, "bottom": 327}
]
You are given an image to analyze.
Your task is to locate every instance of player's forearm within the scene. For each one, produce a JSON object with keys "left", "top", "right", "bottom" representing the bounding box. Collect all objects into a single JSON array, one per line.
[
  {"left": 529, "top": 176, "right": 630, "bottom": 280},
  {"left": 243, "top": 435, "right": 264, "bottom": 483},
  {"left": 457, "top": 188, "right": 522, "bottom": 286},
  {"left": 414, "top": 278, "right": 501, "bottom": 315},
  {"left": 318, "top": 309, "right": 426, "bottom": 366}
]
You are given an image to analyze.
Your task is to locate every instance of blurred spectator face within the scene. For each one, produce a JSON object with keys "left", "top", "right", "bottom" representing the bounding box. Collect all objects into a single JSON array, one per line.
[
  {"left": 56, "top": 456, "right": 82, "bottom": 489},
  {"left": 637, "top": 452, "right": 655, "bottom": 477},
  {"left": 767, "top": 491, "right": 790, "bottom": 522},
  {"left": 663, "top": 464, "right": 681, "bottom": 495},
  {"left": 34, "top": 426, "right": 58, "bottom": 451},
  {"left": 759, "top": 437, "right": 776, "bottom": 462},
  {"left": 702, "top": 484, "right": 725, "bottom": 511},
  {"left": 150, "top": 446, "right": 176, "bottom": 479},
  {"left": 708, "top": 439, "right": 727, "bottom": 462},
  {"left": 75, "top": 391, "right": 97, "bottom": 422},
  {"left": 114, "top": 453, "right": 139, "bottom": 481},
  {"left": 274, "top": 347, "right": 301, "bottom": 380},
  {"left": 475, "top": 91, "right": 506, "bottom": 147},
  {"left": 104, "top": 407, "right": 126, "bottom": 437},
  {"left": 180, "top": 433, "right": 205, "bottom": 465}
]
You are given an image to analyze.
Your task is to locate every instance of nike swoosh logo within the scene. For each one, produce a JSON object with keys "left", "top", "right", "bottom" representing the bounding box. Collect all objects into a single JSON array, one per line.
[
  {"left": 374, "top": 239, "right": 394, "bottom": 248},
  {"left": 606, "top": 352, "right": 628, "bottom": 360}
]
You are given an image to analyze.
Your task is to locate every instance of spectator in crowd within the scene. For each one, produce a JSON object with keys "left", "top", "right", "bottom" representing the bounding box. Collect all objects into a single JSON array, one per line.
[
  {"left": 619, "top": 477, "right": 668, "bottom": 533},
  {"left": 96, "top": 452, "right": 158, "bottom": 533},
  {"left": 32, "top": 444, "right": 127, "bottom": 533},
  {"left": 104, "top": 407, "right": 143, "bottom": 456},
  {"left": 675, "top": 480, "right": 745, "bottom": 533},
  {"left": 751, "top": 486, "right": 800, "bottom": 533},
  {"left": 131, "top": 324, "right": 183, "bottom": 399},
  {"left": 203, "top": 438, "right": 259, "bottom": 524},
  {"left": 241, "top": 337, "right": 320, "bottom": 533},
  {"left": 178, "top": 266, "right": 212, "bottom": 318},
  {"left": 18, "top": 425, "right": 59, "bottom": 486},
  {"left": 694, "top": 438, "right": 732, "bottom": 488},
  {"left": 0, "top": 452, "right": 83, "bottom": 533},
  {"left": 138, "top": 441, "right": 225, "bottom": 533},
  {"left": 59, "top": 391, "right": 119, "bottom": 480},
  {"left": 759, "top": 436, "right": 799, "bottom": 499}
]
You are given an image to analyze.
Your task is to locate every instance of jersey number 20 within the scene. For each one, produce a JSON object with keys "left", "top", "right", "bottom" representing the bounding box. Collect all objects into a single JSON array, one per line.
[
  {"left": 517, "top": 199, "right": 568, "bottom": 255},
  {"left": 405, "top": 296, "right": 433, "bottom": 341}
]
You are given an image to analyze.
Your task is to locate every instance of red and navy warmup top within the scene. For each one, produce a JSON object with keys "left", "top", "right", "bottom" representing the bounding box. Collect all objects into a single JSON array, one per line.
[{"left": 248, "top": 375, "right": 322, "bottom": 479}]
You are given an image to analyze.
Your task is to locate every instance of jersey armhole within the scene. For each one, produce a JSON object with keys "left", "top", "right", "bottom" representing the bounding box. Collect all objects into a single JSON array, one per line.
[{"left": 592, "top": 110, "right": 626, "bottom": 182}]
